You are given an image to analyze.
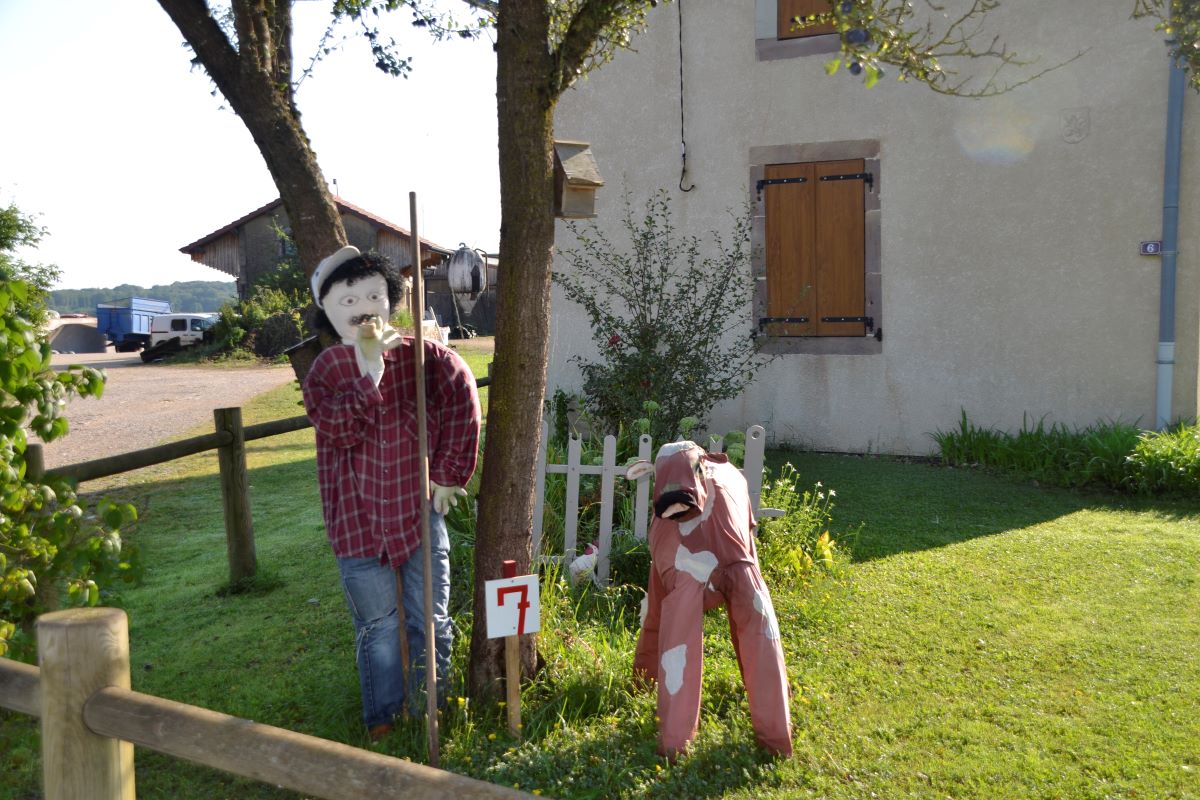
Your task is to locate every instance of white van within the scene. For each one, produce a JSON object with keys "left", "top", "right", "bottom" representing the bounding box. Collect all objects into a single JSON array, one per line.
[{"left": 149, "top": 313, "right": 218, "bottom": 347}]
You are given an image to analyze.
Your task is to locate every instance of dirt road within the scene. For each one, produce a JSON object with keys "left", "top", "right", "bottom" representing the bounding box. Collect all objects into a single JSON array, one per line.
[{"left": 34, "top": 352, "right": 298, "bottom": 470}]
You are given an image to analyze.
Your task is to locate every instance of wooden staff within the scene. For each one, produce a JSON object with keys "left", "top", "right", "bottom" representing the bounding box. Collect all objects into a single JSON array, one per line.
[
  {"left": 501, "top": 560, "right": 522, "bottom": 737},
  {"left": 408, "top": 191, "right": 439, "bottom": 768}
]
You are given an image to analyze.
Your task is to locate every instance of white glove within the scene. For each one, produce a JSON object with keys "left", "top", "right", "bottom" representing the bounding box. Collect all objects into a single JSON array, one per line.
[
  {"left": 430, "top": 482, "right": 467, "bottom": 515},
  {"left": 354, "top": 317, "right": 387, "bottom": 386}
]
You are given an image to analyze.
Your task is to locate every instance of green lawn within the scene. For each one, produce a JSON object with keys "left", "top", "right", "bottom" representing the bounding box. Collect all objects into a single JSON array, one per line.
[{"left": 2, "top": 388, "right": 1198, "bottom": 799}]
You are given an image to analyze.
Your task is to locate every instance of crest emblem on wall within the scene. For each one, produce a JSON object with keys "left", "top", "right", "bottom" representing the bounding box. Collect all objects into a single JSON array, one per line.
[{"left": 1061, "top": 108, "right": 1090, "bottom": 144}]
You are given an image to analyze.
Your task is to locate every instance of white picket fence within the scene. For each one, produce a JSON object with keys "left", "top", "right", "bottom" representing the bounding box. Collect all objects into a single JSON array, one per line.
[{"left": 532, "top": 423, "right": 780, "bottom": 584}]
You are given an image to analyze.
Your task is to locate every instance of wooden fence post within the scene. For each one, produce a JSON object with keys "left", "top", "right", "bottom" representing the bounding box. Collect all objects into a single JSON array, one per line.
[
  {"left": 214, "top": 407, "right": 256, "bottom": 584},
  {"left": 38, "top": 607, "right": 135, "bottom": 800},
  {"left": 26, "top": 442, "right": 45, "bottom": 482}
]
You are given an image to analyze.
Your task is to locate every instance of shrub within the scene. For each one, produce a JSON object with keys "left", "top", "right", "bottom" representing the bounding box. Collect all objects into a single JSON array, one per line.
[
  {"left": 1127, "top": 421, "right": 1200, "bottom": 493},
  {"left": 212, "top": 285, "right": 302, "bottom": 355},
  {"left": 755, "top": 463, "right": 842, "bottom": 585},
  {"left": 555, "top": 191, "right": 768, "bottom": 443},
  {"left": 0, "top": 275, "right": 141, "bottom": 658}
]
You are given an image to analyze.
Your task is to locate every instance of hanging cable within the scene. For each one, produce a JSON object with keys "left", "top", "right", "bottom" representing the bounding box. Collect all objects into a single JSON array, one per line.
[{"left": 678, "top": 0, "right": 695, "bottom": 192}]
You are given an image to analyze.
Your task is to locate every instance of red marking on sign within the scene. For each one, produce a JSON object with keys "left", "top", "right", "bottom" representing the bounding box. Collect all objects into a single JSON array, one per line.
[{"left": 496, "top": 584, "right": 531, "bottom": 635}]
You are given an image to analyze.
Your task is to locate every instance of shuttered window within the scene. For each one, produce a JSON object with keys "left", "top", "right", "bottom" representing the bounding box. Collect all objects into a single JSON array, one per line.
[
  {"left": 778, "top": 0, "right": 835, "bottom": 39},
  {"left": 763, "top": 159, "right": 867, "bottom": 337}
]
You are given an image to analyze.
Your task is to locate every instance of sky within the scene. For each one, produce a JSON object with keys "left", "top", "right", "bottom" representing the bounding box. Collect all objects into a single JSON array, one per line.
[{"left": 0, "top": 1, "right": 501, "bottom": 290}]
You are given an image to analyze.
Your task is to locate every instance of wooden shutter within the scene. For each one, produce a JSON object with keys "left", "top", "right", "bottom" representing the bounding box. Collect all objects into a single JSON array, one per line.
[
  {"left": 814, "top": 159, "right": 866, "bottom": 336},
  {"left": 778, "top": 0, "right": 835, "bottom": 40},
  {"left": 764, "top": 162, "right": 816, "bottom": 337}
]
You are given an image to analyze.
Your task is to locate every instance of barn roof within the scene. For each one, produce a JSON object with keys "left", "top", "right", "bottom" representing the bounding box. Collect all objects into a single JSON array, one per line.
[{"left": 179, "top": 197, "right": 454, "bottom": 257}]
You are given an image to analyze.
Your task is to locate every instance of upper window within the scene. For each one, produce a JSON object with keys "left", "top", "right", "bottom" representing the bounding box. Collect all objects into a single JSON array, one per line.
[
  {"left": 778, "top": 0, "right": 835, "bottom": 40},
  {"left": 751, "top": 142, "right": 881, "bottom": 355},
  {"left": 756, "top": 0, "right": 840, "bottom": 62},
  {"left": 171, "top": 318, "right": 188, "bottom": 332}
]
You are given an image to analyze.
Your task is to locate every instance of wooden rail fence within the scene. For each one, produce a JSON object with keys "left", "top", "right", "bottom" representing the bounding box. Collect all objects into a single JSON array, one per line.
[
  {"left": 27, "top": 371, "right": 491, "bottom": 587},
  {"left": 27, "top": 408, "right": 317, "bottom": 587},
  {"left": 0, "top": 607, "right": 531, "bottom": 800}
]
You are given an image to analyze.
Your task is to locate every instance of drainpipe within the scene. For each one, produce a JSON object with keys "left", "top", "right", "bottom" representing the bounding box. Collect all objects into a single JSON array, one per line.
[{"left": 1156, "top": 59, "right": 1186, "bottom": 431}]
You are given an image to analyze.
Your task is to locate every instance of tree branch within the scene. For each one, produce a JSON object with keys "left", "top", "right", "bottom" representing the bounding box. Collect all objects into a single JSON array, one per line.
[
  {"left": 553, "top": 1, "right": 656, "bottom": 96},
  {"left": 461, "top": 0, "right": 499, "bottom": 14},
  {"left": 156, "top": 0, "right": 243, "bottom": 94}
]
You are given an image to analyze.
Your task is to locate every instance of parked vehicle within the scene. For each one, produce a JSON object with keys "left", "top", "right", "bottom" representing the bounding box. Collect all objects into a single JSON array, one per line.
[
  {"left": 95, "top": 297, "right": 171, "bottom": 351},
  {"left": 149, "top": 313, "right": 218, "bottom": 348}
]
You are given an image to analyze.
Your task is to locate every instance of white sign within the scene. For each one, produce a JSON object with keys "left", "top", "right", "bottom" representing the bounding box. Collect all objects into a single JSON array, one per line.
[{"left": 484, "top": 574, "right": 541, "bottom": 639}]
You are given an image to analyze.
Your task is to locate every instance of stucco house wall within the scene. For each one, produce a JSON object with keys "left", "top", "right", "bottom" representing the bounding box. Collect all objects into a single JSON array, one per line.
[{"left": 549, "top": 0, "right": 1200, "bottom": 454}]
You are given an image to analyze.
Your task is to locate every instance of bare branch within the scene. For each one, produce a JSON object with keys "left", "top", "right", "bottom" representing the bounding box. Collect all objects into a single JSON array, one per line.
[{"left": 795, "top": 0, "right": 1086, "bottom": 97}]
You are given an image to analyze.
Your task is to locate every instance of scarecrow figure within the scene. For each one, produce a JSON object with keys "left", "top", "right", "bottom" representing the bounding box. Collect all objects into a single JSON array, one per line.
[
  {"left": 302, "top": 245, "right": 481, "bottom": 740},
  {"left": 628, "top": 441, "right": 792, "bottom": 759}
]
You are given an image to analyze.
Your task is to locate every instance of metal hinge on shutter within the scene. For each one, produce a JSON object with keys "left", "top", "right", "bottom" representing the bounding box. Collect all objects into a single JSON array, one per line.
[
  {"left": 819, "top": 172, "right": 874, "bottom": 191},
  {"left": 757, "top": 316, "right": 809, "bottom": 330},
  {"left": 755, "top": 176, "right": 807, "bottom": 200},
  {"left": 821, "top": 316, "right": 882, "bottom": 341}
]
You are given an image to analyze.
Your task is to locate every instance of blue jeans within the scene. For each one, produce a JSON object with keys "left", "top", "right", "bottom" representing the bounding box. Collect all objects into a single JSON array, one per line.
[{"left": 336, "top": 512, "right": 453, "bottom": 728}]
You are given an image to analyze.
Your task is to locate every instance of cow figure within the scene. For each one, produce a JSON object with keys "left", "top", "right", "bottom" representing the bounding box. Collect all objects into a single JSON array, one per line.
[{"left": 628, "top": 441, "right": 792, "bottom": 760}]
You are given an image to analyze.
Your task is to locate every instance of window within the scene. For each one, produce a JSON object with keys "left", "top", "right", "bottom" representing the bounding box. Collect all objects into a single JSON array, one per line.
[
  {"left": 751, "top": 142, "right": 881, "bottom": 355},
  {"left": 756, "top": 0, "right": 840, "bottom": 62},
  {"left": 777, "top": 0, "right": 834, "bottom": 40},
  {"left": 171, "top": 318, "right": 187, "bottom": 332}
]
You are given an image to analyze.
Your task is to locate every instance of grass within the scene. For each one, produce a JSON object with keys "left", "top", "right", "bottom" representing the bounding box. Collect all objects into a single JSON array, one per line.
[{"left": 2, "top": 394, "right": 1198, "bottom": 799}]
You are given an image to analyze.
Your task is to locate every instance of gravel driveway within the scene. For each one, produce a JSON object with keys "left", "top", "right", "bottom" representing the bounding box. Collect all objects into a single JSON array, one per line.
[{"left": 34, "top": 351, "right": 298, "bottom": 470}]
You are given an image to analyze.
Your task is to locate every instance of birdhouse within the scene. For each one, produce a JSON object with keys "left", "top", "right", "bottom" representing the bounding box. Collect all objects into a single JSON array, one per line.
[{"left": 554, "top": 140, "right": 604, "bottom": 219}]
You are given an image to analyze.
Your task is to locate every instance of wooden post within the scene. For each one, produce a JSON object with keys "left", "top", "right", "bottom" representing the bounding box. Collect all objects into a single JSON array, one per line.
[
  {"left": 215, "top": 407, "right": 257, "bottom": 585},
  {"left": 409, "top": 192, "right": 439, "bottom": 767},
  {"left": 26, "top": 442, "right": 45, "bottom": 482},
  {"left": 38, "top": 607, "right": 135, "bottom": 800},
  {"left": 501, "top": 560, "right": 521, "bottom": 737}
]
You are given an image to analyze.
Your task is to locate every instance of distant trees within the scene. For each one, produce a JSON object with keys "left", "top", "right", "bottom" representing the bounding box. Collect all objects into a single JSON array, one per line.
[{"left": 48, "top": 281, "right": 237, "bottom": 315}]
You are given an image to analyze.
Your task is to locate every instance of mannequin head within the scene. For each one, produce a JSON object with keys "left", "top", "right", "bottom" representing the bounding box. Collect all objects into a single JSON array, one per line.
[{"left": 311, "top": 248, "right": 404, "bottom": 343}]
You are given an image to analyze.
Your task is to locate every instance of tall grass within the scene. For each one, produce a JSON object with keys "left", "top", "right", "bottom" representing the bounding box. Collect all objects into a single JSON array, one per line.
[{"left": 931, "top": 410, "right": 1200, "bottom": 494}]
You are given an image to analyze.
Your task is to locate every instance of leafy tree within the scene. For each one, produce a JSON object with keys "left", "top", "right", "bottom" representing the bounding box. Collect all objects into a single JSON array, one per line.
[
  {"left": 556, "top": 191, "right": 762, "bottom": 444},
  {"left": 0, "top": 201, "right": 140, "bottom": 659},
  {"left": 0, "top": 200, "right": 60, "bottom": 325}
]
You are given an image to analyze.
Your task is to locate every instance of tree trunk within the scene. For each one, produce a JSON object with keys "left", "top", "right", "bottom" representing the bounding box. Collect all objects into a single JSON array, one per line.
[
  {"left": 155, "top": 0, "right": 345, "bottom": 275},
  {"left": 230, "top": 79, "right": 347, "bottom": 275},
  {"left": 468, "top": 0, "right": 557, "bottom": 700}
]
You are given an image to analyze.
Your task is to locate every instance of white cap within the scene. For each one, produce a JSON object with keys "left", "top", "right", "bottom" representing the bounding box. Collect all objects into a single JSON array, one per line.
[{"left": 310, "top": 245, "right": 361, "bottom": 308}]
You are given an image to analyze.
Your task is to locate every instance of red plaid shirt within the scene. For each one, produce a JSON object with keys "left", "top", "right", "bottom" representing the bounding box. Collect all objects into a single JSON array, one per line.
[{"left": 302, "top": 339, "right": 481, "bottom": 566}]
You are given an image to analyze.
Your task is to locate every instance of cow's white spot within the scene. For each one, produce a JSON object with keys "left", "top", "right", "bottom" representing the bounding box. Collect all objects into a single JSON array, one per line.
[
  {"left": 662, "top": 644, "right": 687, "bottom": 695},
  {"left": 639, "top": 592, "right": 649, "bottom": 626},
  {"left": 675, "top": 545, "right": 718, "bottom": 583},
  {"left": 753, "top": 590, "right": 781, "bottom": 640}
]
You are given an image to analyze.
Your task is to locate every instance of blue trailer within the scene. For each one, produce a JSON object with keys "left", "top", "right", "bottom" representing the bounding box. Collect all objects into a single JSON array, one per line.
[{"left": 96, "top": 297, "right": 171, "bottom": 352}]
